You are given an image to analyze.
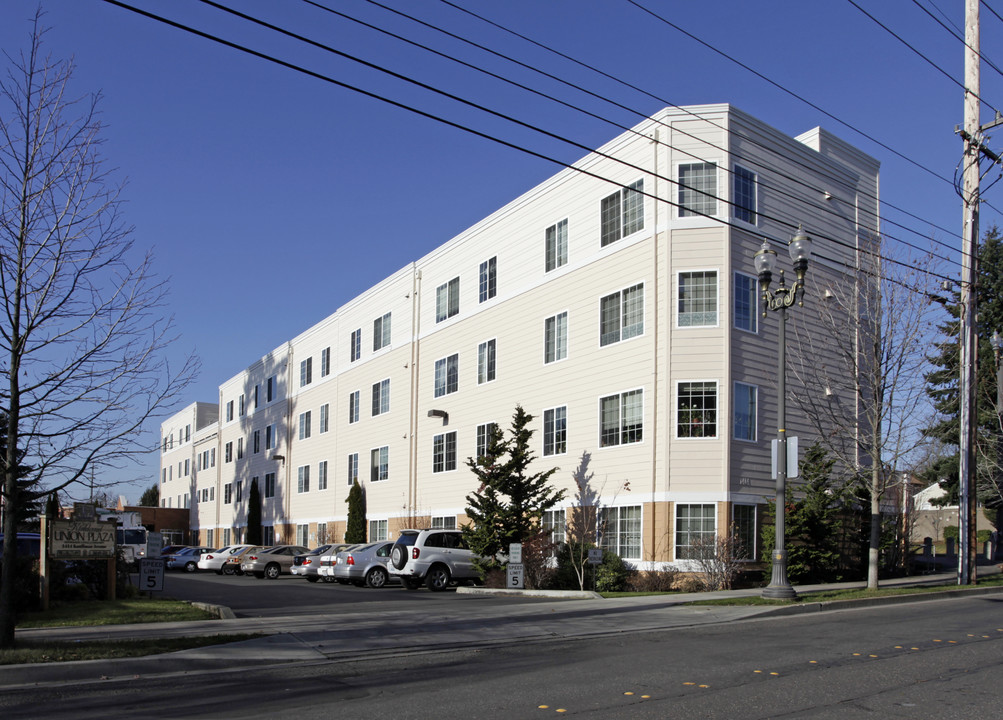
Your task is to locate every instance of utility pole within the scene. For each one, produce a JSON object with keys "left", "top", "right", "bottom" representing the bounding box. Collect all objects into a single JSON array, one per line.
[{"left": 959, "top": 0, "right": 981, "bottom": 586}]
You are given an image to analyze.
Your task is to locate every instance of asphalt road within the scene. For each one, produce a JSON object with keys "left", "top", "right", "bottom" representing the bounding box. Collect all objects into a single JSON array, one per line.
[
  {"left": 154, "top": 570, "right": 551, "bottom": 616},
  {"left": 4, "top": 593, "right": 1001, "bottom": 719}
]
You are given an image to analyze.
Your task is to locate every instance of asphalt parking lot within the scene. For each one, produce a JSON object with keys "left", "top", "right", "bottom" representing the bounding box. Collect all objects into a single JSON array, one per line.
[{"left": 150, "top": 569, "right": 550, "bottom": 617}]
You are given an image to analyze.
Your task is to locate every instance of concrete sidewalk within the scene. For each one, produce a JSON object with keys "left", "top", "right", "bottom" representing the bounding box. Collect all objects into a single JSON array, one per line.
[{"left": 3, "top": 571, "right": 1001, "bottom": 691}]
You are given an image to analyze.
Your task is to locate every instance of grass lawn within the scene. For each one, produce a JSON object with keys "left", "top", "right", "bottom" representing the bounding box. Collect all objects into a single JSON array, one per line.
[
  {"left": 4, "top": 597, "right": 261, "bottom": 665},
  {"left": 16, "top": 598, "right": 216, "bottom": 628}
]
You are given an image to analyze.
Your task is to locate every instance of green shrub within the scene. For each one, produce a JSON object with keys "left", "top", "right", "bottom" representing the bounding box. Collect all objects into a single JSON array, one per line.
[
  {"left": 594, "top": 550, "right": 630, "bottom": 592},
  {"left": 943, "top": 525, "right": 959, "bottom": 542},
  {"left": 977, "top": 529, "right": 992, "bottom": 544}
]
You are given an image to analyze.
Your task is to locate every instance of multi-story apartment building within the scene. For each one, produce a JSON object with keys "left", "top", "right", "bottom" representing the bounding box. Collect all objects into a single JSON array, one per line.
[{"left": 159, "top": 104, "right": 879, "bottom": 568}]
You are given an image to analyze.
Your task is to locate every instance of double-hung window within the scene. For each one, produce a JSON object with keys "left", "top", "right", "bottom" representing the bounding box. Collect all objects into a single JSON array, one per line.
[
  {"left": 478, "top": 339, "right": 496, "bottom": 384},
  {"left": 733, "top": 382, "right": 757, "bottom": 442},
  {"left": 733, "top": 166, "right": 757, "bottom": 224},
  {"left": 678, "top": 162, "right": 717, "bottom": 217},
  {"left": 298, "top": 411, "right": 311, "bottom": 440},
  {"left": 372, "top": 379, "right": 390, "bottom": 416},
  {"left": 542, "top": 509, "right": 566, "bottom": 546},
  {"left": 732, "top": 504, "right": 756, "bottom": 560},
  {"left": 544, "top": 311, "right": 567, "bottom": 364},
  {"left": 599, "top": 506, "right": 641, "bottom": 558},
  {"left": 265, "top": 424, "right": 273, "bottom": 450},
  {"left": 733, "top": 272, "right": 758, "bottom": 333},
  {"left": 432, "top": 431, "right": 457, "bottom": 473},
  {"left": 373, "top": 312, "right": 391, "bottom": 351},
  {"left": 436, "top": 277, "right": 460, "bottom": 322},
  {"left": 434, "top": 354, "right": 459, "bottom": 397},
  {"left": 349, "top": 390, "right": 360, "bottom": 423},
  {"left": 543, "top": 406, "right": 567, "bottom": 456},
  {"left": 545, "top": 219, "right": 568, "bottom": 272},
  {"left": 600, "top": 390, "right": 643, "bottom": 447},
  {"left": 369, "top": 519, "right": 389, "bottom": 542},
  {"left": 600, "top": 180, "right": 644, "bottom": 246},
  {"left": 226, "top": 401, "right": 234, "bottom": 422},
  {"left": 678, "top": 271, "right": 718, "bottom": 327},
  {"left": 297, "top": 465, "right": 310, "bottom": 493},
  {"left": 319, "top": 403, "right": 330, "bottom": 434},
  {"left": 224, "top": 483, "right": 233, "bottom": 504},
  {"left": 677, "top": 381, "right": 717, "bottom": 438},
  {"left": 675, "top": 504, "right": 716, "bottom": 559},
  {"left": 475, "top": 422, "right": 497, "bottom": 461},
  {"left": 267, "top": 377, "right": 274, "bottom": 402},
  {"left": 350, "top": 329, "right": 361, "bottom": 362},
  {"left": 318, "top": 460, "right": 328, "bottom": 490},
  {"left": 321, "top": 347, "right": 331, "bottom": 377},
  {"left": 300, "top": 357, "right": 313, "bottom": 387},
  {"left": 264, "top": 472, "right": 276, "bottom": 498},
  {"left": 347, "top": 453, "right": 359, "bottom": 486},
  {"left": 371, "top": 446, "right": 389, "bottom": 482},
  {"left": 479, "top": 257, "right": 497, "bottom": 303},
  {"left": 225, "top": 442, "right": 233, "bottom": 463},
  {"left": 253, "top": 429, "right": 260, "bottom": 454},
  {"left": 600, "top": 284, "right": 644, "bottom": 346}
]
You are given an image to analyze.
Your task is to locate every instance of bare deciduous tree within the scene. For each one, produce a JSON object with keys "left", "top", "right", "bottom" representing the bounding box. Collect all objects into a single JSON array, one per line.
[
  {"left": 687, "top": 527, "right": 746, "bottom": 591},
  {"left": 0, "top": 16, "right": 198, "bottom": 647},
  {"left": 789, "top": 243, "right": 940, "bottom": 589}
]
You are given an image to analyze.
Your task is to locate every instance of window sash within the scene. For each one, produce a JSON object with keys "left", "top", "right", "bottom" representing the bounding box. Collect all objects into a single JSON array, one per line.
[
  {"left": 733, "top": 166, "right": 757, "bottom": 224},
  {"left": 436, "top": 277, "right": 460, "bottom": 322},
  {"left": 733, "top": 382, "right": 757, "bottom": 442},
  {"left": 350, "top": 329, "right": 361, "bottom": 361},
  {"left": 732, "top": 504, "right": 756, "bottom": 560},
  {"left": 546, "top": 219, "right": 568, "bottom": 272},
  {"left": 545, "top": 312, "right": 567, "bottom": 363},
  {"left": 678, "top": 163, "right": 717, "bottom": 217},
  {"left": 372, "top": 379, "right": 390, "bottom": 415},
  {"left": 349, "top": 390, "right": 359, "bottom": 423},
  {"left": 297, "top": 465, "right": 310, "bottom": 493},
  {"left": 299, "top": 411, "right": 311, "bottom": 440},
  {"left": 478, "top": 340, "right": 496, "bottom": 384},
  {"left": 320, "top": 404, "right": 329, "bottom": 434},
  {"left": 433, "top": 431, "right": 457, "bottom": 473},
  {"left": 371, "top": 446, "right": 389, "bottom": 482},
  {"left": 373, "top": 313, "right": 391, "bottom": 351},
  {"left": 675, "top": 503, "right": 716, "bottom": 559},
  {"left": 678, "top": 382, "right": 718, "bottom": 438},
  {"left": 543, "top": 406, "right": 567, "bottom": 456},
  {"left": 300, "top": 357, "right": 312, "bottom": 387},
  {"left": 434, "top": 355, "right": 459, "bottom": 397},
  {"left": 318, "top": 460, "right": 328, "bottom": 490},
  {"left": 479, "top": 257, "right": 497, "bottom": 302},
  {"left": 733, "top": 272, "right": 758, "bottom": 333},
  {"left": 347, "top": 453, "right": 358, "bottom": 486},
  {"left": 600, "top": 506, "right": 641, "bottom": 558},
  {"left": 679, "top": 271, "right": 718, "bottom": 327},
  {"left": 475, "top": 422, "right": 497, "bottom": 461}
]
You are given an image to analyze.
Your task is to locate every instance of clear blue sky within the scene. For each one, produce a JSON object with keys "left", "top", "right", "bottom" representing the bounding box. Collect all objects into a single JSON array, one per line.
[{"left": 2, "top": 1, "right": 1001, "bottom": 503}]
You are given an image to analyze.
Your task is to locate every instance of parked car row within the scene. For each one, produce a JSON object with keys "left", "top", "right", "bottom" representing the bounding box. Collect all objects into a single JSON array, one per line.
[{"left": 155, "top": 528, "right": 482, "bottom": 591}]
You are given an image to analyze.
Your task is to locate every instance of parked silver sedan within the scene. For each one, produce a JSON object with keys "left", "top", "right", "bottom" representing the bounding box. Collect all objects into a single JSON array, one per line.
[
  {"left": 333, "top": 541, "right": 396, "bottom": 588},
  {"left": 290, "top": 544, "right": 338, "bottom": 582},
  {"left": 198, "top": 545, "right": 253, "bottom": 574},
  {"left": 240, "top": 545, "right": 310, "bottom": 579}
]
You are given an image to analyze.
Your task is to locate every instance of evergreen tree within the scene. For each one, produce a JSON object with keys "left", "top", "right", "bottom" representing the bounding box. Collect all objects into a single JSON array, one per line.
[
  {"left": 345, "top": 481, "right": 367, "bottom": 543},
  {"left": 246, "top": 478, "right": 262, "bottom": 545},
  {"left": 463, "top": 405, "right": 566, "bottom": 574},
  {"left": 138, "top": 483, "right": 159, "bottom": 507},
  {"left": 924, "top": 226, "right": 1003, "bottom": 526}
]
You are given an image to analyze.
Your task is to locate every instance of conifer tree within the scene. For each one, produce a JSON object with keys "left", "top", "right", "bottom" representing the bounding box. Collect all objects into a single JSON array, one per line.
[
  {"left": 463, "top": 405, "right": 565, "bottom": 573},
  {"left": 246, "top": 479, "right": 262, "bottom": 545},
  {"left": 345, "top": 481, "right": 367, "bottom": 543}
]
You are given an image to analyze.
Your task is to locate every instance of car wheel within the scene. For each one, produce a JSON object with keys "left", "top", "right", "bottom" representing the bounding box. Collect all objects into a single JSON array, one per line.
[
  {"left": 184, "top": 561, "right": 197, "bottom": 573},
  {"left": 221, "top": 564, "right": 236, "bottom": 576},
  {"left": 390, "top": 544, "right": 408, "bottom": 570},
  {"left": 265, "top": 564, "right": 281, "bottom": 580},
  {"left": 425, "top": 565, "right": 451, "bottom": 592},
  {"left": 306, "top": 576, "right": 320, "bottom": 583},
  {"left": 402, "top": 577, "right": 421, "bottom": 591},
  {"left": 366, "top": 567, "right": 388, "bottom": 589}
]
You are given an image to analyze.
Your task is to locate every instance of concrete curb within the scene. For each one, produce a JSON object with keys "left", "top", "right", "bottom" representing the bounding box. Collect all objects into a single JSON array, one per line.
[
  {"left": 189, "top": 601, "right": 236, "bottom": 620},
  {"left": 753, "top": 584, "right": 1003, "bottom": 618},
  {"left": 456, "top": 587, "right": 603, "bottom": 599}
]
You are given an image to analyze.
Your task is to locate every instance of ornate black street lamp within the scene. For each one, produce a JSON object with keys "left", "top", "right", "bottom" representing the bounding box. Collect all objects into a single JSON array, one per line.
[{"left": 754, "top": 226, "right": 811, "bottom": 600}]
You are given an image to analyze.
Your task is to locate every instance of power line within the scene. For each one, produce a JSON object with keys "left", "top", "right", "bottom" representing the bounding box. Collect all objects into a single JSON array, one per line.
[
  {"left": 296, "top": 0, "right": 957, "bottom": 265},
  {"left": 910, "top": 0, "right": 1003, "bottom": 80},
  {"left": 435, "top": 0, "right": 960, "bottom": 246},
  {"left": 99, "top": 0, "right": 959, "bottom": 294},
  {"left": 846, "top": 0, "right": 1000, "bottom": 114},
  {"left": 197, "top": 0, "right": 958, "bottom": 275},
  {"left": 982, "top": 0, "right": 1003, "bottom": 25}
]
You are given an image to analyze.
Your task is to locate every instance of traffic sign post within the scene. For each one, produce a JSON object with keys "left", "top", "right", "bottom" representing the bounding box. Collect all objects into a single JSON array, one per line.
[
  {"left": 139, "top": 558, "right": 164, "bottom": 594},
  {"left": 506, "top": 563, "right": 524, "bottom": 589}
]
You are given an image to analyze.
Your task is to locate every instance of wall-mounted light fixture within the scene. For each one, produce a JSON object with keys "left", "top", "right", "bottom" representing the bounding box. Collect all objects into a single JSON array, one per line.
[{"left": 427, "top": 409, "right": 448, "bottom": 426}]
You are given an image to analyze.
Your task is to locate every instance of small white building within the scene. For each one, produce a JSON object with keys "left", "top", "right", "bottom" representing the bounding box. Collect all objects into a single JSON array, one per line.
[{"left": 160, "top": 104, "right": 879, "bottom": 568}]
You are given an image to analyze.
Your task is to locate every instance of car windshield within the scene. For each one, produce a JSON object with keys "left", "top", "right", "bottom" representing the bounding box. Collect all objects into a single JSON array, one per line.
[{"left": 393, "top": 534, "right": 418, "bottom": 547}]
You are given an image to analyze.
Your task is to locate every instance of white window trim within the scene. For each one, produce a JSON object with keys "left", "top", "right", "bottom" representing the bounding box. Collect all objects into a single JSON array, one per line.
[
  {"left": 733, "top": 271, "right": 759, "bottom": 335},
  {"left": 542, "top": 405, "right": 568, "bottom": 457},
  {"left": 597, "top": 386, "right": 645, "bottom": 450},
  {"left": 543, "top": 309, "right": 570, "bottom": 365},
  {"left": 732, "top": 164, "right": 758, "bottom": 227},
  {"left": 477, "top": 338, "right": 497, "bottom": 385},
  {"left": 675, "top": 268, "right": 721, "bottom": 329},
  {"left": 674, "top": 502, "right": 718, "bottom": 562},
  {"left": 599, "top": 503, "right": 643, "bottom": 561},
  {"left": 674, "top": 161, "right": 720, "bottom": 223},
  {"left": 675, "top": 379, "right": 720, "bottom": 440},
  {"left": 733, "top": 381, "right": 758, "bottom": 443},
  {"left": 599, "top": 281, "right": 645, "bottom": 347}
]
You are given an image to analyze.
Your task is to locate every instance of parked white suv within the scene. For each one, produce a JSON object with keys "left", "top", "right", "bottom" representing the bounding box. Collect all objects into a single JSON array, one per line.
[{"left": 387, "top": 529, "right": 479, "bottom": 591}]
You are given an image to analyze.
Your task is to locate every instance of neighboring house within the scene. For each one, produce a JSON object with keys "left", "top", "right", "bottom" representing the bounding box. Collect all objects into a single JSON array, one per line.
[
  {"left": 910, "top": 482, "right": 994, "bottom": 542},
  {"left": 160, "top": 104, "right": 879, "bottom": 569}
]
